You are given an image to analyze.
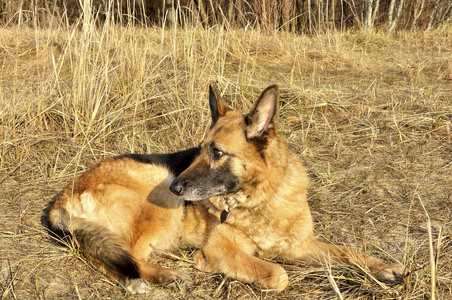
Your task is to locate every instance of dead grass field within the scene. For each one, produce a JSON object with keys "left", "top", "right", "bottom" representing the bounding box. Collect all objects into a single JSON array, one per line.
[{"left": 0, "top": 20, "right": 451, "bottom": 299}]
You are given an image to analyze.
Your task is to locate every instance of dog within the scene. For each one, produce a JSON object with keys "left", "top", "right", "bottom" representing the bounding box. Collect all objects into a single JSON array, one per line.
[{"left": 47, "top": 84, "right": 405, "bottom": 294}]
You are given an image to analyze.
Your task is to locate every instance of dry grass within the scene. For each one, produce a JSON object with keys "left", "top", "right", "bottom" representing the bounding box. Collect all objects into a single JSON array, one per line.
[{"left": 0, "top": 16, "right": 451, "bottom": 299}]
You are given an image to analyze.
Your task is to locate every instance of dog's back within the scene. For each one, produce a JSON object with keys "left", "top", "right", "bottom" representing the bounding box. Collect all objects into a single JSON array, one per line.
[{"left": 47, "top": 148, "right": 199, "bottom": 293}]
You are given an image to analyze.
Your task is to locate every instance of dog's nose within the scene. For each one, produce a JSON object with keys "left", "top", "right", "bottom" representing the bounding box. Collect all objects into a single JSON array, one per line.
[{"left": 170, "top": 181, "right": 183, "bottom": 196}]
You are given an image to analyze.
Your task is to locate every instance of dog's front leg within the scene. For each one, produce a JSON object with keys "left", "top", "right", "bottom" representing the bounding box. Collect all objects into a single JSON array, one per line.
[
  {"left": 284, "top": 235, "right": 405, "bottom": 284},
  {"left": 193, "top": 225, "right": 289, "bottom": 291}
]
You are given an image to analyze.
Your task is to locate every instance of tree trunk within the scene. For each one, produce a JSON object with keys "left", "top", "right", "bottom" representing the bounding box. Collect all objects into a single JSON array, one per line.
[
  {"left": 371, "top": 0, "right": 380, "bottom": 27},
  {"left": 282, "top": 0, "right": 293, "bottom": 31},
  {"left": 308, "top": 0, "right": 313, "bottom": 31},
  {"left": 235, "top": 0, "right": 245, "bottom": 27},
  {"left": 197, "top": 0, "right": 208, "bottom": 26},
  {"left": 364, "top": 0, "right": 373, "bottom": 31},
  {"left": 427, "top": 0, "right": 441, "bottom": 30},
  {"left": 388, "top": 0, "right": 404, "bottom": 33},
  {"left": 227, "top": 0, "right": 234, "bottom": 25},
  {"left": 331, "top": 0, "right": 336, "bottom": 30},
  {"left": 325, "top": 0, "right": 329, "bottom": 28},
  {"left": 410, "top": 0, "right": 425, "bottom": 31},
  {"left": 317, "top": 0, "right": 322, "bottom": 31},
  {"left": 444, "top": 3, "right": 452, "bottom": 24},
  {"left": 387, "top": 0, "right": 396, "bottom": 30},
  {"left": 208, "top": 0, "right": 218, "bottom": 25},
  {"left": 343, "top": 0, "right": 361, "bottom": 29}
]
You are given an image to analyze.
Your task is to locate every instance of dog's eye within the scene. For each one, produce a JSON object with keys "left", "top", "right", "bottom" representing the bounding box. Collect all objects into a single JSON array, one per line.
[{"left": 213, "top": 148, "right": 223, "bottom": 158}]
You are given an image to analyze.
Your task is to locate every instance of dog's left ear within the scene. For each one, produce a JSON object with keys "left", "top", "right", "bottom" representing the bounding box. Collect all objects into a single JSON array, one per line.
[{"left": 245, "top": 85, "right": 279, "bottom": 139}]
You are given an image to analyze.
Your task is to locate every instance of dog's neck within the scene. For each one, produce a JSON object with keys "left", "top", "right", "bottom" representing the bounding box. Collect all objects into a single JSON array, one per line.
[
  {"left": 204, "top": 191, "right": 271, "bottom": 224},
  {"left": 206, "top": 192, "right": 248, "bottom": 212}
]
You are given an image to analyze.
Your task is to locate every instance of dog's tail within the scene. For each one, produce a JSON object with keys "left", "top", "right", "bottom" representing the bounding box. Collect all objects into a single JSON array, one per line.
[{"left": 46, "top": 197, "right": 140, "bottom": 280}]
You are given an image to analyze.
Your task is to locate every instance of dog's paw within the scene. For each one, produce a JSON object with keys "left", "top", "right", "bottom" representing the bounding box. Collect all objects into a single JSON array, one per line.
[
  {"left": 259, "top": 265, "right": 289, "bottom": 292},
  {"left": 157, "top": 269, "right": 191, "bottom": 284},
  {"left": 120, "top": 277, "right": 152, "bottom": 294},
  {"left": 193, "top": 250, "right": 211, "bottom": 272},
  {"left": 374, "top": 264, "right": 406, "bottom": 285}
]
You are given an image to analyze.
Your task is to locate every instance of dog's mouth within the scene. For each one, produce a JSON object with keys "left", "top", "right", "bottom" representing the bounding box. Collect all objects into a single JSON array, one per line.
[
  {"left": 171, "top": 187, "right": 231, "bottom": 202},
  {"left": 169, "top": 178, "right": 241, "bottom": 202}
]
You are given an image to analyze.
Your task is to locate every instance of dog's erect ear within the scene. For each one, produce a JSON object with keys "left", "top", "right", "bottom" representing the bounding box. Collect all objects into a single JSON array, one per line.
[
  {"left": 245, "top": 85, "right": 280, "bottom": 139},
  {"left": 209, "top": 84, "right": 232, "bottom": 127}
]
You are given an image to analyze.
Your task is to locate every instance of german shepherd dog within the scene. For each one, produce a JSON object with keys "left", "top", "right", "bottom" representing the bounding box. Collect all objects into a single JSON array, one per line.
[{"left": 47, "top": 85, "right": 405, "bottom": 294}]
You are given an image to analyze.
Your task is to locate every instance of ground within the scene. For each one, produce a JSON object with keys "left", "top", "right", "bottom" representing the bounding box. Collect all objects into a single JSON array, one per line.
[{"left": 0, "top": 23, "right": 451, "bottom": 299}]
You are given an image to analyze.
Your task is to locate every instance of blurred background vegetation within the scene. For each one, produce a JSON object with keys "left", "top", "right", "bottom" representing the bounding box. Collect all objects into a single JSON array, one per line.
[{"left": 1, "top": 0, "right": 451, "bottom": 33}]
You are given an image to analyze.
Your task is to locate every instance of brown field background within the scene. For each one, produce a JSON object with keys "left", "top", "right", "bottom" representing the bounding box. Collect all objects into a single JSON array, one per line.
[
  {"left": 1, "top": 0, "right": 452, "bottom": 32},
  {"left": 1, "top": 2, "right": 452, "bottom": 299}
]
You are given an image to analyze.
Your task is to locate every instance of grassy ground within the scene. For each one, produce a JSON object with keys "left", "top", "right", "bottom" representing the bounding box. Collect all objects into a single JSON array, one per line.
[{"left": 0, "top": 20, "right": 451, "bottom": 299}]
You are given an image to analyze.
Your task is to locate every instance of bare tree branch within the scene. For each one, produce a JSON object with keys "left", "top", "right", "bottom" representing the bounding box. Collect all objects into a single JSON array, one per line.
[
  {"left": 410, "top": 0, "right": 425, "bottom": 31},
  {"left": 427, "top": 0, "right": 441, "bottom": 30}
]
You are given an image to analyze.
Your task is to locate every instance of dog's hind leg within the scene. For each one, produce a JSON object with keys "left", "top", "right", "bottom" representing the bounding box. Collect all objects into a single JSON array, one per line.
[
  {"left": 135, "top": 258, "right": 191, "bottom": 283},
  {"left": 128, "top": 201, "right": 191, "bottom": 285},
  {"left": 284, "top": 235, "right": 405, "bottom": 284}
]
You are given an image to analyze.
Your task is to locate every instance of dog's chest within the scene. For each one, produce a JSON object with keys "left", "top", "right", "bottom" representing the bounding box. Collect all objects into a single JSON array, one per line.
[
  {"left": 204, "top": 193, "right": 311, "bottom": 255},
  {"left": 226, "top": 208, "right": 293, "bottom": 253}
]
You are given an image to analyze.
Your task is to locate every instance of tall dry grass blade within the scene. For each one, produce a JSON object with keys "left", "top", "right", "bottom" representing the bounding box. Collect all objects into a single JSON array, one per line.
[
  {"left": 417, "top": 193, "right": 436, "bottom": 300},
  {"left": 3, "top": 259, "right": 17, "bottom": 300},
  {"left": 70, "top": 274, "right": 82, "bottom": 300},
  {"left": 434, "top": 226, "right": 443, "bottom": 272},
  {"left": 323, "top": 259, "right": 344, "bottom": 300}
]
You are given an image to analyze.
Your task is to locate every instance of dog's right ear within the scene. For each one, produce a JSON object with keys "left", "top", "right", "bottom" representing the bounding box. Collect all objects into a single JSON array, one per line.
[
  {"left": 209, "top": 84, "right": 231, "bottom": 127},
  {"left": 245, "top": 85, "right": 279, "bottom": 139}
]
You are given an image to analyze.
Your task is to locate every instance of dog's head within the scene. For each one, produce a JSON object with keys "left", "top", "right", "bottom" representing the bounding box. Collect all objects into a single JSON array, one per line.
[{"left": 170, "top": 84, "right": 280, "bottom": 202}]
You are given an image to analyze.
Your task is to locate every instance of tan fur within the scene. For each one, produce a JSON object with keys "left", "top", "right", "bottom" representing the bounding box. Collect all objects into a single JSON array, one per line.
[
  {"left": 173, "top": 84, "right": 405, "bottom": 291},
  {"left": 47, "top": 85, "right": 405, "bottom": 294},
  {"left": 48, "top": 157, "right": 200, "bottom": 293}
]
